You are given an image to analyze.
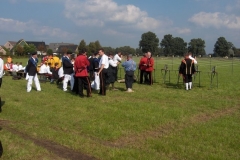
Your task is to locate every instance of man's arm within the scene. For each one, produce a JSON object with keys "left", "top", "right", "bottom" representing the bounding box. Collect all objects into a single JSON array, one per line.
[{"left": 97, "top": 64, "right": 105, "bottom": 75}]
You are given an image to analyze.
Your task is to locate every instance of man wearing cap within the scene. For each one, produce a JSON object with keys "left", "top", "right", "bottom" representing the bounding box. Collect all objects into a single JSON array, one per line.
[
  {"left": 62, "top": 51, "right": 74, "bottom": 91},
  {"left": 122, "top": 54, "right": 137, "bottom": 92},
  {"left": 25, "top": 52, "right": 41, "bottom": 92},
  {"left": 74, "top": 48, "right": 91, "bottom": 97},
  {"left": 97, "top": 48, "right": 109, "bottom": 95}
]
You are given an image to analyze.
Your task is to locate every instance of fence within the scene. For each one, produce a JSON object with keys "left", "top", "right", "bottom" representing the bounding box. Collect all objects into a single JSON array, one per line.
[{"left": 117, "top": 57, "right": 240, "bottom": 88}]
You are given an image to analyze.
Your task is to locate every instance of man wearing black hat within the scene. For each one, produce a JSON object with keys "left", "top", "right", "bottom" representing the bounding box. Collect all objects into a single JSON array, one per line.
[
  {"left": 25, "top": 51, "right": 41, "bottom": 92},
  {"left": 62, "top": 51, "right": 74, "bottom": 91}
]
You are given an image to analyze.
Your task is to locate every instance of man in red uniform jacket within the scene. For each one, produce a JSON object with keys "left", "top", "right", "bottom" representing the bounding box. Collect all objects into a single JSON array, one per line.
[
  {"left": 145, "top": 52, "right": 154, "bottom": 85},
  {"left": 74, "top": 48, "right": 91, "bottom": 97},
  {"left": 138, "top": 53, "right": 148, "bottom": 84}
]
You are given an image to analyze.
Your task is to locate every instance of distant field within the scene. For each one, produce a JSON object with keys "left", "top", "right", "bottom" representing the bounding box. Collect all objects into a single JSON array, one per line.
[{"left": 0, "top": 57, "right": 239, "bottom": 160}]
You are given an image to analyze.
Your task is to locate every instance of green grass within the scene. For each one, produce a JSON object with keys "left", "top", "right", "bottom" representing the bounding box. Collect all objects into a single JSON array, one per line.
[{"left": 0, "top": 57, "right": 240, "bottom": 159}]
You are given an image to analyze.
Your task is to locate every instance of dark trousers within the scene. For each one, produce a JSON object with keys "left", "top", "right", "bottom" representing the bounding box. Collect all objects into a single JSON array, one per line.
[
  {"left": 77, "top": 76, "right": 91, "bottom": 96},
  {"left": 145, "top": 71, "right": 153, "bottom": 85},
  {"left": 183, "top": 74, "right": 192, "bottom": 83},
  {"left": 99, "top": 68, "right": 108, "bottom": 95},
  {"left": 139, "top": 70, "right": 148, "bottom": 84},
  {"left": 89, "top": 71, "right": 94, "bottom": 81},
  {"left": 125, "top": 71, "right": 134, "bottom": 89},
  {"left": 114, "top": 67, "right": 118, "bottom": 81}
]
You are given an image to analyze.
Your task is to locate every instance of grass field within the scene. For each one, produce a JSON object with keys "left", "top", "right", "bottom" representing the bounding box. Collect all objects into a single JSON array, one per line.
[{"left": 0, "top": 57, "right": 240, "bottom": 160}]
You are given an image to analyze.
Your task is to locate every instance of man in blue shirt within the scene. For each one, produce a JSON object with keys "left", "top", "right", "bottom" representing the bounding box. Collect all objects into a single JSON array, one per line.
[{"left": 122, "top": 54, "right": 136, "bottom": 92}]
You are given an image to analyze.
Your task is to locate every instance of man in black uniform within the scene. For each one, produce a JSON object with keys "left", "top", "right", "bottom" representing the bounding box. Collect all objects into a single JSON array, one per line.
[{"left": 179, "top": 53, "right": 196, "bottom": 90}]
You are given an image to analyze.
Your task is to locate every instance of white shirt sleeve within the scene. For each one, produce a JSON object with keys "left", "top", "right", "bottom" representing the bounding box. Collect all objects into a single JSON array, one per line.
[
  {"left": 109, "top": 59, "right": 117, "bottom": 67},
  {"left": 189, "top": 56, "right": 197, "bottom": 64},
  {"left": 114, "top": 54, "right": 122, "bottom": 62}
]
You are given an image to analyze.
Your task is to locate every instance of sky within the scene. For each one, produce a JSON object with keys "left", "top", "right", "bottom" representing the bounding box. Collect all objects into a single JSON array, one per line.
[{"left": 0, "top": 0, "right": 239, "bottom": 54}]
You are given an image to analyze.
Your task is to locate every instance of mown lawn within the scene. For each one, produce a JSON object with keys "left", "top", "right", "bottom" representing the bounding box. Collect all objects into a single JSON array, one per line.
[{"left": 0, "top": 57, "right": 240, "bottom": 160}]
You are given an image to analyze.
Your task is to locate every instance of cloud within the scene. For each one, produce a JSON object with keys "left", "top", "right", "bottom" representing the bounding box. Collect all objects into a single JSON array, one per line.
[
  {"left": 0, "top": 17, "right": 75, "bottom": 38},
  {"left": 189, "top": 12, "right": 240, "bottom": 30},
  {"left": 64, "top": 0, "right": 163, "bottom": 31},
  {"left": 174, "top": 28, "right": 191, "bottom": 34}
]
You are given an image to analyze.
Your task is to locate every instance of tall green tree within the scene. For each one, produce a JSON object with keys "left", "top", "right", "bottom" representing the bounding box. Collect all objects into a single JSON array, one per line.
[
  {"left": 160, "top": 34, "right": 174, "bottom": 56},
  {"left": 135, "top": 48, "right": 143, "bottom": 57},
  {"left": 139, "top": 31, "right": 159, "bottom": 55},
  {"left": 94, "top": 40, "right": 102, "bottom": 51},
  {"left": 102, "top": 47, "right": 115, "bottom": 54},
  {"left": 228, "top": 42, "right": 237, "bottom": 57},
  {"left": 88, "top": 42, "right": 96, "bottom": 55},
  {"left": 188, "top": 38, "right": 206, "bottom": 56},
  {"left": 172, "top": 37, "right": 187, "bottom": 56},
  {"left": 116, "top": 46, "right": 135, "bottom": 55},
  {"left": 213, "top": 37, "right": 230, "bottom": 57},
  {"left": 78, "top": 39, "right": 87, "bottom": 52}
]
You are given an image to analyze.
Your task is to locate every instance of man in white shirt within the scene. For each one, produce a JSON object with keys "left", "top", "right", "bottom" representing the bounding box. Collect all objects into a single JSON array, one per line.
[
  {"left": 39, "top": 62, "right": 52, "bottom": 75},
  {"left": 108, "top": 54, "right": 119, "bottom": 90},
  {"left": 97, "top": 48, "right": 109, "bottom": 95},
  {"left": 113, "top": 52, "right": 122, "bottom": 81},
  {"left": 39, "top": 61, "right": 52, "bottom": 81}
]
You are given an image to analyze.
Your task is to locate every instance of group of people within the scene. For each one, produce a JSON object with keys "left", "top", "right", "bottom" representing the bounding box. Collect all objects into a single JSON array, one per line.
[
  {"left": 24, "top": 48, "right": 137, "bottom": 96},
  {"left": 0, "top": 50, "right": 197, "bottom": 94}
]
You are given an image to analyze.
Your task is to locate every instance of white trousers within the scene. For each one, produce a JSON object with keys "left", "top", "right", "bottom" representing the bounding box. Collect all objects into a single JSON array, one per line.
[
  {"left": 63, "top": 74, "right": 74, "bottom": 91},
  {"left": 91, "top": 72, "right": 100, "bottom": 90},
  {"left": 27, "top": 74, "right": 41, "bottom": 92}
]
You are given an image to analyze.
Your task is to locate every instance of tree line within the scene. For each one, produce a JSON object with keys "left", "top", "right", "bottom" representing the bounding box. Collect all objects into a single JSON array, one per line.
[
  {"left": 4, "top": 31, "right": 239, "bottom": 57},
  {"left": 139, "top": 31, "right": 239, "bottom": 57}
]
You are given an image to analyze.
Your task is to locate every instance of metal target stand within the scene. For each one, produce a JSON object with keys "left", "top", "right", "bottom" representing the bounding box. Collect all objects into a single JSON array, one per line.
[
  {"left": 209, "top": 66, "right": 218, "bottom": 88},
  {"left": 161, "top": 64, "right": 170, "bottom": 84}
]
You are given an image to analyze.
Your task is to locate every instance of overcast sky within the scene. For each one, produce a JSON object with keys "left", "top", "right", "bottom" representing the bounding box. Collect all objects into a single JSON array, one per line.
[{"left": 0, "top": 0, "right": 239, "bottom": 53}]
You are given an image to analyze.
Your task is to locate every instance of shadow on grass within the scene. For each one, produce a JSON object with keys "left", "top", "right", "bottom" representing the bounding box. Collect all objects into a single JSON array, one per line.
[{"left": 164, "top": 82, "right": 184, "bottom": 89}]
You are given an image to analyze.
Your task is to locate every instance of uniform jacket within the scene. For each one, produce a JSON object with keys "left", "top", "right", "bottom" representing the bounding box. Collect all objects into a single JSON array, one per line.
[
  {"left": 25, "top": 57, "right": 38, "bottom": 76},
  {"left": 62, "top": 57, "right": 73, "bottom": 75},
  {"left": 179, "top": 58, "right": 196, "bottom": 75},
  {"left": 139, "top": 56, "right": 147, "bottom": 70},
  {"left": 74, "top": 55, "right": 90, "bottom": 77},
  {"left": 139, "top": 56, "right": 154, "bottom": 71}
]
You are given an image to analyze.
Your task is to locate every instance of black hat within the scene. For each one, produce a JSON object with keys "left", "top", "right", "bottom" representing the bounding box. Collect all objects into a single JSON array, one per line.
[
  {"left": 31, "top": 51, "right": 37, "bottom": 55},
  {"left": 67, "top": 51, "right": 72, "bottom": 54}
]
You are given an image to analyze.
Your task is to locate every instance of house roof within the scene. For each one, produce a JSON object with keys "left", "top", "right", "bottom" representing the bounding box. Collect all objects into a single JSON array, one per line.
[
  {"left": 26, "top": 41, "right": 46, "bottom": 48},
  {"left": 58, "top": 45, "right": 78, "bottom": 53},
  {"left": 49, "top": 42, "right": 74, "bottom": 52},
  {"left": 8, "top": 41, "right": 17, "bottom": 46}
]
